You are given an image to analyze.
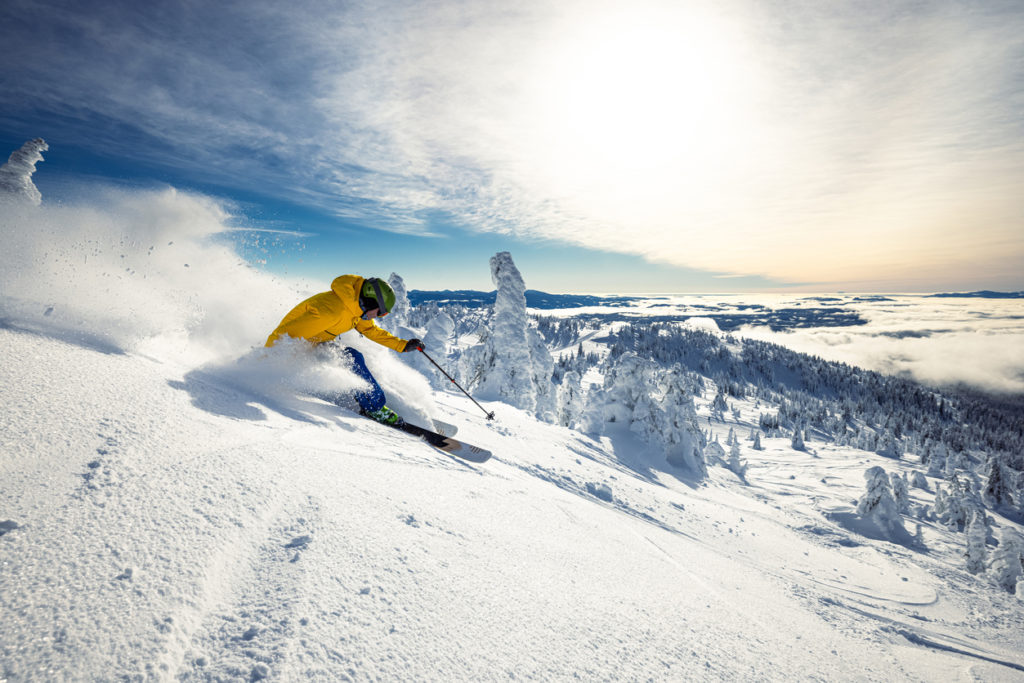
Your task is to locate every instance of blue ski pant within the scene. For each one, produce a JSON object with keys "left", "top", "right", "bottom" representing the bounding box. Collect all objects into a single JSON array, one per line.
[{"left": 341, "top": 347, "right": 386, "bottom": 412}]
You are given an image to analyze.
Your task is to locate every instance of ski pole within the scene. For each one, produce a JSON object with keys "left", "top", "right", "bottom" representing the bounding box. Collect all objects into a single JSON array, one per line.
[{"left": 417, "top": 347, "right": 496, "bottom": 421}]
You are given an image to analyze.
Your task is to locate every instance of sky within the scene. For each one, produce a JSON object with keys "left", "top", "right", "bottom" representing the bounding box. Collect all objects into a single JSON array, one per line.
[{"left": 2, "top": 0, "right": 1023, "bottom": 293}]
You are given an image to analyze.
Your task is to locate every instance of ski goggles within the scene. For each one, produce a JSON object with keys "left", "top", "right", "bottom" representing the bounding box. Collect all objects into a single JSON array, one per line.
[{"left": 366, "top": 278, "right": 389, "bottom": 316}]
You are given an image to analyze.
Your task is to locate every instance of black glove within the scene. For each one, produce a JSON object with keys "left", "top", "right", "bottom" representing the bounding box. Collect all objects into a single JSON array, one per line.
[{"left": 403, "top": 338, "right": 423, "bottom": 353}]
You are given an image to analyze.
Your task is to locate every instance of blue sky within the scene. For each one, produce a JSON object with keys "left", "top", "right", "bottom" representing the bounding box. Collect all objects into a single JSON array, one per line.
[{"left": 2, "top": 0, "right": 1022, "bottom": 293}]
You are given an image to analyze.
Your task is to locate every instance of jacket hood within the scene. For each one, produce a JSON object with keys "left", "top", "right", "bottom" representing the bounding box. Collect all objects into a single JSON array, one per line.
[{"left": 330, "top": 274, "right": 366, "bottom": 318}]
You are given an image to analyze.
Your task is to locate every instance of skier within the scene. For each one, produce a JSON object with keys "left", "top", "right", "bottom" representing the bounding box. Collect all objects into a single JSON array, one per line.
[{"left": 266, "top": 275, "right": 423, "bottom": 425}]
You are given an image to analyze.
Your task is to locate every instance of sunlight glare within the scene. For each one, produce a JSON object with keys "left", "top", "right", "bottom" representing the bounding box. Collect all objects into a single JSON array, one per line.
[{"left": 527, "top": 5, "right": 759, "bottom": 222}]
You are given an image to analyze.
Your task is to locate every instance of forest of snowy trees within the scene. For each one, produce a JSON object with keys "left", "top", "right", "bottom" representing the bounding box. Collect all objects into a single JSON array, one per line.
[{"left": 386, "top": 253, "right": 1023, "bottom": 594}]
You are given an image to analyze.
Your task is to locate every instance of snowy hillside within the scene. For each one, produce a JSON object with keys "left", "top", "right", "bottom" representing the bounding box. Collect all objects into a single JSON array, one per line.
[
  {"left": 5, "top": 318, "right": 1024, "bottom": 681},
  {"left": 3, "top": 147, "right": 1024, "bottom": 680}
]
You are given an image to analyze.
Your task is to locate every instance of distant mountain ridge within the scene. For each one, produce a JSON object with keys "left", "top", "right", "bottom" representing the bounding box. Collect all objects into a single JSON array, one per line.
[
  {"left": 408, "top": 289, "right": 645, "bottom": 309},
  {"left": 927, "top": 290, "right": 1024, "bottom": 299}
]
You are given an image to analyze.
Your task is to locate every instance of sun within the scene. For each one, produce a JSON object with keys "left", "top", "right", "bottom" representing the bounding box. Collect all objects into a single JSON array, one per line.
[{"left": 525, "top": 5, "right": 759, "bottom": 222}]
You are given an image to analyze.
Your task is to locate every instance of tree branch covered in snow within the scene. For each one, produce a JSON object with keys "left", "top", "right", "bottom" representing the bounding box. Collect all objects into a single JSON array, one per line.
[{"left": 0, "top": 138, "right": 48, "bottom": 206}]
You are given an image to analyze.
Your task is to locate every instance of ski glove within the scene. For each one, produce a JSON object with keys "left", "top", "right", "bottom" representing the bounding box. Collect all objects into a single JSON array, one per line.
[{"left": 403, "top": 338, "right": 424, "bottom": 353}]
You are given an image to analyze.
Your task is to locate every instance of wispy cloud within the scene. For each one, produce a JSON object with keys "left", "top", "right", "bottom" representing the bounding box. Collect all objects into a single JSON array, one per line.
[{"left": 2, "top": 0, "right": 1022, "bottom": 289}]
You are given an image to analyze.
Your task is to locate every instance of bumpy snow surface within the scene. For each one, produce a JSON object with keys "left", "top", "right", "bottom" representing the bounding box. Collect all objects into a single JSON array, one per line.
[{"left": 2, "top": 182, "right": 1023, "bottom": 680}]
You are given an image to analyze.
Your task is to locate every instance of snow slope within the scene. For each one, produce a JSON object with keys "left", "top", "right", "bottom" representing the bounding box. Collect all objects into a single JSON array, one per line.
[{"left": 3, "top": 325, "right": 1024, "bottom": 681}]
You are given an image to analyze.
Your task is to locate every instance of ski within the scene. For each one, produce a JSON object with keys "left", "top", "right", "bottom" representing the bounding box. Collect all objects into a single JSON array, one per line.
[
  {"left": 432, "top": 419, "right": 458, "bottom": 437},
  {"left": 371, "top": 419, "right": 491, "bottom": 463}
]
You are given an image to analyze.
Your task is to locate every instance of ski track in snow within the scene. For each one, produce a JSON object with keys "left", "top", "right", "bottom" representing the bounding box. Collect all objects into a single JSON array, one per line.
[{"left": 2, "top": 326, "right": 1024, "bottom": 681}]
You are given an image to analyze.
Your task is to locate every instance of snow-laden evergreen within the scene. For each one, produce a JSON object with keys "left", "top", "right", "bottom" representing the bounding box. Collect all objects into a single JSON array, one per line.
[
  {"left": 460, "top": 252, "right": 554, "bottom": 421},
  {"left": 990, "top": 527, "right": 1024, "bottom": 593},
  {"left": 0, "top": 138, "right": 47, "bottom": 206},
  {"left": 857, "top": 466, "right": 907, "bottom": 538},
  {"left": 965, "top": 509, "right": 988, "bottom": 575},
  {"left": 728, "top": 439, "right": 748, "bottom": 482},
  {"left": 384, "top": 271, "right": 410, "bottom": 330}
]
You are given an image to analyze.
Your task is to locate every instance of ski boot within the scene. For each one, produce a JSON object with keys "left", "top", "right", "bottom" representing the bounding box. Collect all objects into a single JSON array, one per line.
[{"left": 362, "top": 405, "right": 405, "bottom": 427}]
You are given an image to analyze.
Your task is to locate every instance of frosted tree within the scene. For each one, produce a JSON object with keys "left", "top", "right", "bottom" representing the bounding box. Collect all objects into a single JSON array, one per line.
[
  {"left": 857, "top": 466, "right": 906, "bottom": 536},
  {"left": 944, "top": 448, "right": 965, "bottom": 477},
  {"left": 414, "top": 311, "right": 457, "bottom": 390},
  {"left": 703, "top": 441, "right": 726, "bottom": 466},
  {"left": 965, "top": 510, "right": 987, "bottom": 575},
  {"left": 462, "top": 252, "right": 554, "bottom": 421},
  {"left": 928, "top": 443, "right": 947, "bottom": 477},
  {"left": 711, "top": 390, "right": 729, "bottom": 418},
  {"left": 890, "top": 471, "right": 910, "bottom": 513},
  {"left": 586, "top": 352, "right": 655, "bottom": 430},
  {"left": 983, "top": 457, "right": 1015, "bottom": 509},
  {"left": 933, "top": 486, "right": 949, "bottom": 521},
  {"left": 384, "top": 272, "right": 410, "bottom": 330},
  {"left": 528, "top": 324, "right": 556, "bottom": 422},
  {"left": 423, "top": 311, "right": 455, "bottom": 352},
  {"left": 660, "top": 372, "right": 707, "bottom": 479},
  {"left": 910, "top": 471, "right": 929, "bottom": 490},
  {"left": 989, "top": 527, "right": 1023, "bottom": 593},
  {"left": 0, "top": 138, "right": 47, "bottom": 205},
  {"left": 791, "top": 426, "right": 806, "bottom": 452},
  {"left": 936, "top": 476, "right": 971, "bottom": 531},
  {"left": 588, "top": 356, "right": 705, "bottom": 478},
  {"left": 728, "top": 440, "right": 748, "bottom": 482},
  {"left": 556, "top": 370, "right": 584, "bottom": 429},
  {"left": 876, "top": 432, "right": 902, "bottom": 459},
  {"left": 752, "top": 432, "right": 764, "bottom": 451}
]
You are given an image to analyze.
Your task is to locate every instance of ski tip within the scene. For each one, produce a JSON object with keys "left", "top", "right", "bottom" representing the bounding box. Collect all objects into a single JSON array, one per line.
[{"left": 449, "top": 443, "right": 492, "bottom": 463}]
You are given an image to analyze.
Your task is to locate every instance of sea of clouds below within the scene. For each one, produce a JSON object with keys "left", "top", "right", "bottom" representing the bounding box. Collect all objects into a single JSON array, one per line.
[{"left": 521, "top": 294, "right": 1024, "bottom": 397}]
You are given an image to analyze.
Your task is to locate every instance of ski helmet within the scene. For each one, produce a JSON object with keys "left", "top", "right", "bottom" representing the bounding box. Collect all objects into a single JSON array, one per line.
[{"left": 360, "top": 277, "right": 396, "bottom": 315}]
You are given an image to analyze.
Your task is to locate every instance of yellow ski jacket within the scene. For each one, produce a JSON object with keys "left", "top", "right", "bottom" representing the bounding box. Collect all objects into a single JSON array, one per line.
[{"left": 265, "top": 274, "right": 408, "bottom": 351}]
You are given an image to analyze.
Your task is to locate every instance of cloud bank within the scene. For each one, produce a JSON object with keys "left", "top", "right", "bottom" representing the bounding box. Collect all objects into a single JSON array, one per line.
[{"left": 738, "top": 298, "right": 1024, "bottom": 395}]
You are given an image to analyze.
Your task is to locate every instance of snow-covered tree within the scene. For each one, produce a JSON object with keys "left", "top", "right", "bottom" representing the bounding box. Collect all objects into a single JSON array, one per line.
[
  {"left": 752, "top": 432, "right": 764, "bottom": 451},
  {"left": 556, "top": 370, "right": 584, "bottom": 429},
  {"left": 528, "top": 324, "right": 556, "bottom": 423},
  {"left": 876, "top": 431, "right": 902, "bottom": 459},
  {"left": 711, "top": 389, "right": 729, "bottom": 418},
  {"left": 935, "top": 475, "right": 972, "bottom": 531},
  {"left": 588, "top": 357, "right": 705, "bottom": 478},
  {"left": 983, "top": 457, "right": 1015, "bottom": 509},
  {"left": 928, "top": 442, "right": 947, "bottom": 477},
  {"left": 965, "top": 510, "right": 987, "bottom": 575},
  {"left": 857, "top": 466, "right": 906, "bottom": 536},
  {"left": 728, "top": 440, "right": 748, "bottom": 482},
  {"left": 989, "top": 528, "right": 1023, "bottom": 593},
  {"left": 585, "top": 352, "right": 652, "bottom": 430},
  {"left": 412, "top": 311, "right": 457, "bottom": 390},
  {"left": 461, "top": 252, "right": 554, "bottom": 421},
  {"left": 944, "top": 448, "right": 965, "bottom": 477},
  {"left": 703, "top": 440, "right": 726, "bottom": 466},
  {"left": 385, "top": 272, "right": 410, "bottom": 330},
  {"left": 0, "top": 138, "right": 47, "bottom": 205},
  {"left": 890, "top": 471, "right": 910, "bottom": 514},
  {"left": 423, "top": 311, "right": 455, "bottom": 353},
  {"left": 910, "top": 470, "right": 929, "bottom": 490},
  {"left": 791, "top": 426, "right": 806, "bottom": 452}
]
